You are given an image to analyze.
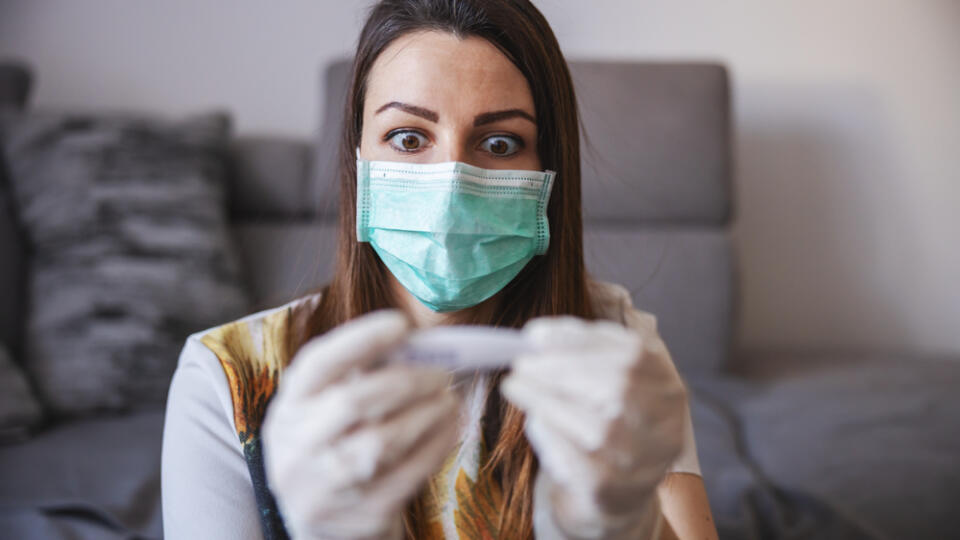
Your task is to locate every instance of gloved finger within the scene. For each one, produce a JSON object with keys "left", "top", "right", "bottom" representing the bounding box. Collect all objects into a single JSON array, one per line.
[
  {"left": 279, "top": 310, "right": 410, "bottom": 401},
  {"left": 529, "top": 420, "right": 672, "bottom": 533},
  {"left": 505, "top": 367, "right": 684, "bottom": 477},
  {"left": 527, "top": 415, "right": 667, "bottom": 506},
  {"left": 279, "top": 393, "right": 459, "bottom": 518},
  {"left": 324, "top": 389, "right": 460, "bottom": 486},
  {"left": 501, "top": 372, "right": 609, "bottom": 452},
  {"left": 523, "top": 316, "right": 639, "bottom": 352},
  {"left": 275, "top": 363, "right": 454, "bottom": 451},
  {"left": 517, "top": 340, "right": 640, "bottom": 371},
  {"left": 525, "top": 415, "right": 602, "bottom": 492},
  {"left": 510, "top": 352, "right": 632, "bottom": 413},
  {"left": 349, "top": 364, "right": 455, "bottom": 421},
  {"left": 628, "top": 334, "right": 681, "bottom": 387},
  {"left": 322, "top": 413, "right": 460, "bottom": 517},
  {"left": 513, "top": 347, "right": 683, "bottom": 422},
  {"left": 367, "top": 416, "right": 459, "bottom": 510},
  {"left": 518, "top": 328, "right": 682, "bottom": 408},
  {"left": 619, "top": 392, "right": 687, "bottom": 466}
]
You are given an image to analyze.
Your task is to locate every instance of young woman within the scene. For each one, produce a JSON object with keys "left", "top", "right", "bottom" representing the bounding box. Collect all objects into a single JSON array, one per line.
[{"left": 161, "top": 1, "right": 718, "bottom": 538}]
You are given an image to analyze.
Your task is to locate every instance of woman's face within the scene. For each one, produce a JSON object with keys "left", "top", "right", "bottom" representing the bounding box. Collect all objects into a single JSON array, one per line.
[{"left": 359, "top": 30, "right": 540, "bottom": 171}]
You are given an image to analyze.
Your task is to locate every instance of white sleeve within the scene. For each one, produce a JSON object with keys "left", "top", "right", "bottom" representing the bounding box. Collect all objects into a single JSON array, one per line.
[
  {"left": 666, "top": 396, "right": 701, "bottom": 476},
  {"left": 161, "top": 336, "right": 265, "bottom": 540}
]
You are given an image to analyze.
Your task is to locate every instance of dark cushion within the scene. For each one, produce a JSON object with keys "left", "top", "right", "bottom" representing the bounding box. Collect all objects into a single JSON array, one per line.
[
  {"left": 310, "top": 60, "right": 352, "bottom": 220},
  {"left": 0, "top": 62, "right": 32, "bottom": 107},
  {"left": 227, "top": 136, "right": 316, "bottom": 221},
  {"left": 0, "top": 61, "right": 32, "bottom": 359},
  {"left": 1, "top": 110, "right": 251, "bottom": 417}
]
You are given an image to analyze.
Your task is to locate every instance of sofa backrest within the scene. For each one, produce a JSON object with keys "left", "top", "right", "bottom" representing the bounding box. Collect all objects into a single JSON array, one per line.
[
  {"left": 227, "top": 59, "right": 734, "bottom": 374},
  {"left": 573, "top": 62, "right": 734, "bottom": 374}
]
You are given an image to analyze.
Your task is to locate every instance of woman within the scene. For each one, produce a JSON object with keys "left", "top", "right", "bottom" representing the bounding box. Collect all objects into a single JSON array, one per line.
[{"left": 161, "top": 0, "right": 718, "bottom": 538}]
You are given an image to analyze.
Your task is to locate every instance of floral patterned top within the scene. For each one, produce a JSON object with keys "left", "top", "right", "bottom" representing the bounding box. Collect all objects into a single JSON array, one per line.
[{"left": 160, "top": 279, "right": 701, "bottom": 539}]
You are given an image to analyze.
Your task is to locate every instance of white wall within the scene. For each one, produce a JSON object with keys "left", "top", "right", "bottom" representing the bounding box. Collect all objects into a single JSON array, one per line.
[{"left": 2, "top": 0, "right": 958, "bottom": 357}]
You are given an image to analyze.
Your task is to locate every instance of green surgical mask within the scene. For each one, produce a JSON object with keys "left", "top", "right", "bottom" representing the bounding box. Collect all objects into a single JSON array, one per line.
[{"left": 356, "top": 151, "right": 556, "bottom": 312}]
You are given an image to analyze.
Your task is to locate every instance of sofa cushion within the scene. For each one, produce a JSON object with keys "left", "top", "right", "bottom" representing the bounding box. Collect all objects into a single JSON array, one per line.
[
  {"left": 683, "top": 376, "right": 878, "bottom": 539},
  {"left": 1, "top": 110, "right": 251, "bottom": 417},
  {"left": 252, "top": 60, "right": 733, "bottom": 224},
  {"left": 226, "top": 60, "right": 348, "bottom": 222},
  {"left": 0, "top": 408, "right": 164, "bottom": 540},
  {"left": 227, "top": 136, "right": 317, "bottom": 221},
  {"left": 585, "top": 228, "right": 734, "bottom": 373},
  {"left": 231, "top": 221, "right": 338, "bottom": 309},
  {"left": 311, "top": 60, "right": 352, "bottom": 221},
  {"left": 571, "top": 62, "right": 733, "bottom": 226},
  {"left": 730, "top": 355, "right": 960, "bottom": 539}
]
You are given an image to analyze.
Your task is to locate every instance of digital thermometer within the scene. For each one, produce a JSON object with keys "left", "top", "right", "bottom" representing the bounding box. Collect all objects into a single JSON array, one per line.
[{"left": 387, "top": 326, "right": 533, "bottom": 372}]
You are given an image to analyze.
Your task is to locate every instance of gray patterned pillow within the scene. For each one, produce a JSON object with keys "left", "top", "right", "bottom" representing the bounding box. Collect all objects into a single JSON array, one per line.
[{"left": 1, "top": 110, "right": 251, "bottom": 417}]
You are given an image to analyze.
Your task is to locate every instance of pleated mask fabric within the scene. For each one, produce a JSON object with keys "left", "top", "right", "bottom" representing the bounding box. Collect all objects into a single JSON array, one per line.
[{"left": 356, "top": 153, "right": 555, "bottom": 312}]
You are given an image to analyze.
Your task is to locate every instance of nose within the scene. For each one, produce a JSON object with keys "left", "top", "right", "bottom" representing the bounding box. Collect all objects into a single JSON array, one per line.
[
  {"left": 436, "top": 131, "right": 470, "bottom": 164},
  {"left": 438, "top": 147, "right": 468, "bottom": 164}
]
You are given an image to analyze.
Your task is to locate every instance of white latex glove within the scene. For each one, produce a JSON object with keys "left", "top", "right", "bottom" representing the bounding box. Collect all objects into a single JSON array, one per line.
[
  {"left": 500, "top": 316, "right": 687, "bottom": 539},
  {"left": 262, "top": 310, "right": 461, "bottom": 540}
]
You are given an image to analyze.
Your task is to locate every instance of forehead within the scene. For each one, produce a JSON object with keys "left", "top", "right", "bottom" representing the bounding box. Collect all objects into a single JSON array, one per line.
[{"left": 365, "top": 30, "right": 534, "bottom": 118}]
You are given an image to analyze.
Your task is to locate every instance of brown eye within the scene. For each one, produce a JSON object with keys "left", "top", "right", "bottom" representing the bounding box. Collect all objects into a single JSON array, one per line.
[
  {"left": 387, "top": 130, "right": 428, "bottom": 153},
  {"left": 482, "top": 135, "right": 521, "bottom": 157},
  {"left": 401, "top": 134, "right": 419, "bottom": 149}
]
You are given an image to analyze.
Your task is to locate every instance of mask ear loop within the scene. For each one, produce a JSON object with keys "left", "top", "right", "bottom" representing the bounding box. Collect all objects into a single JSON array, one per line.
[
  {"left": 534, "top": 171, "right": 556, "bottom": 255},
  {"left": 356, "top": 147, "right": 372, "bottom": 242}
]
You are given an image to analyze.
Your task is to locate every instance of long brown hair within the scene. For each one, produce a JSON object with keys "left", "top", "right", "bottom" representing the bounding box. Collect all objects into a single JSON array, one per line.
[{"left": 294, "top": 0, "right": 594, "bottom": 536}]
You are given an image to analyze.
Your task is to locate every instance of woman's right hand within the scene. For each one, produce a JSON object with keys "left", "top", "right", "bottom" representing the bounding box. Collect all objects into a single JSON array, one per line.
[{"left": 262, "top": 310, "right": 460, "bottom": 540}]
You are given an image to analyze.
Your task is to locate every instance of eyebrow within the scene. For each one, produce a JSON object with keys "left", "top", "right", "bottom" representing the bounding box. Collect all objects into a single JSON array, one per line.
[
  {"left": 375, "top": 101, "right": 536, "bottom": 126},
  {"left": 375, "top": 101, "right": 438, "bottom": 122},
  {"left": 474, "top": 109, "right": 536, "bottom": 127}
]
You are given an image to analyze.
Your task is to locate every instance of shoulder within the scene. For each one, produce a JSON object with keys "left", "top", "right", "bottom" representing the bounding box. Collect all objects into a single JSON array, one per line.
[
  {"left": 177, "top": 291, "right": 323, "bottom": 442},
  {"left": 163, "top": 296, "right": 326, "bottom": 540},
  {"left": 193, "top": 290, "right": 324, "bottom": 367}
]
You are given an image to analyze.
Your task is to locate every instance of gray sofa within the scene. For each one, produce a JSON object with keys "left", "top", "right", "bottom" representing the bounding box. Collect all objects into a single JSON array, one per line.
[{"left": 1, "top": 58, "right": 958, "bottom": 540}]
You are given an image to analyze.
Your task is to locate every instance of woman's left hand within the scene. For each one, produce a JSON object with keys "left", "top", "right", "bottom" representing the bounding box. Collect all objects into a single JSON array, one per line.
[{"left": 500, "top": 316, "right": 688, "bottom": 539}]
